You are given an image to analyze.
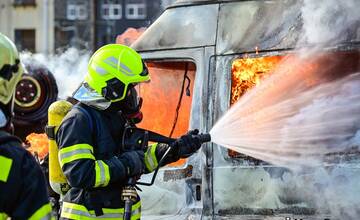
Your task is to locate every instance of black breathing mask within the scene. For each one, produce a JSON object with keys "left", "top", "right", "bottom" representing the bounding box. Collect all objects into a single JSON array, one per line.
[{"left": 107, "top": 86, "right": 143, "bottom": 124}]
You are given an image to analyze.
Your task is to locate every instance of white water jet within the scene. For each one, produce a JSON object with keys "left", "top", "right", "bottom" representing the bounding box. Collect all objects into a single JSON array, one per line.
[{"left": 210, "top": 54, "right": 360, "bottom": 168}]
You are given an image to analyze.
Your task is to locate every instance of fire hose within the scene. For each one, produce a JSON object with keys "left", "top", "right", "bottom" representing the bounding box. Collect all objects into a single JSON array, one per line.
[{"left": 121, "top": 127, "right": 211, "bottom": 220}]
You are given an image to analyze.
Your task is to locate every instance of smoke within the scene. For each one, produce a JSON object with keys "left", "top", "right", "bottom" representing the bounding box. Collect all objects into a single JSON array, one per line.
[
  {"left": 20, "top": 48, "right": 90, "bottom": 99},
  {"left": 301, "top": 0, "right": 360, "bottom": 45},
  {"left": 298, "top": 1, "right": 360, "bottom": 218}
]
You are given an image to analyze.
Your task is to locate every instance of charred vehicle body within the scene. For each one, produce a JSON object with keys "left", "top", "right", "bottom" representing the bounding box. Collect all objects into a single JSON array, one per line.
[{"left": 128, "top": 0, "right": 360, "bottom": 219}]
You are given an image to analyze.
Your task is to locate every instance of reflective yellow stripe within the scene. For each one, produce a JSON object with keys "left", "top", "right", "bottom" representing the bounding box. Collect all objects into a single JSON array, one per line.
[
  {"left": 0, "top": 212, "right": 8, "bottom": 220},
  {"left": 0, "top": 155, "right": 12, "bottom": 182},
  {"left": 29, "top": 203, "right": 53, "bottom": 220},
  {"left": 144, "top": 143, "right": 158, "bottom": 172},
  {"left": 61, "top": 201, "right": 141, "bottom": 220},
  {"left": 94, "top": 160, "right": 110, "bottom": 187},
  {"left": 130, "top": 201, "right": 141, "bottom": 220},
  {"left": 59, "top": 144, "right": 95, "bottom": 167}
]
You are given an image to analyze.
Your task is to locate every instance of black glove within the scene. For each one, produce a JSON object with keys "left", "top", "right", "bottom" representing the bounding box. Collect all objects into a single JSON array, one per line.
[
  {"left": 118, "top": 150, "right": 145, "bottom": 177},
  {"left": 174, "top": 129, "right": 202, "bottom": 158}
]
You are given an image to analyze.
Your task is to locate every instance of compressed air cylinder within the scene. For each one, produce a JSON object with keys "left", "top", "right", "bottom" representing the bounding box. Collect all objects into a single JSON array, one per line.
[{"left": 48, "top": 100, "right": 73, "bottom": 196}]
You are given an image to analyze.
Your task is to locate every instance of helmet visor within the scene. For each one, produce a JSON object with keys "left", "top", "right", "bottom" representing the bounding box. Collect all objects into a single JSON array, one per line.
[{"left": 73, "top": 83, "right": 111, "bottom": 110}]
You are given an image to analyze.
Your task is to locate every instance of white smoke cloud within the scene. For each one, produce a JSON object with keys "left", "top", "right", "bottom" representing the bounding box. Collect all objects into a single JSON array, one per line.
[
  {"left": 299, "top": 1, "right": 360, "bottom": 218},
  {"left": 301, "top": 0, "right": 360, "bottom": 45},
  {"left": 20, "top": 48, "right": 90, "bottom": 99}
]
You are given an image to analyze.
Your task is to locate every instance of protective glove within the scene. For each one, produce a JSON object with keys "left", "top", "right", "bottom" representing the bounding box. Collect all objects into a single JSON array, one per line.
[
  {"left": 118, "top": 150, "right": 145, "bottom": 177},
  {"left": 174, "top": 129, "right": 202, "bottom": 158}
]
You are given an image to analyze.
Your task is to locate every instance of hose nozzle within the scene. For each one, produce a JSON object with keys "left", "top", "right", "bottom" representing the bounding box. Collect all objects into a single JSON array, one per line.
[{"left": 197, "top": 133, "right": 211, "bottom": 143}]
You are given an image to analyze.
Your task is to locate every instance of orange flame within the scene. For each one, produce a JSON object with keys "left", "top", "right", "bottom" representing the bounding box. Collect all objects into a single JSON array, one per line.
[
  {"left": 139, "top": 62, "right": 195, "bottom": 138},
  {"left": 26, "top": 133, "right": 49, "bottom": 160},
  {"left": 116, "top": 27, "right": 146, "bottom": 46},
  {"left": 231, "top": 56, "right": 283, "bottom": 104},
  {"left": 138, "top": 62, "right": 196, "bottom": 166}
]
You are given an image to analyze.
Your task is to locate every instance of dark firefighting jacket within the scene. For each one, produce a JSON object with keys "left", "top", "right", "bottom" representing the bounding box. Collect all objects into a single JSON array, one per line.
[
  {"left": 0, "top": 131, "right": 52, "bottom": 220},
  {"left": 56, "top": 103, "right": 175, "bottom": 219}
]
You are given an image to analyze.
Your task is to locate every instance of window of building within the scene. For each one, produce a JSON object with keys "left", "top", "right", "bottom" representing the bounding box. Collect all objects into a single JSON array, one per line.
[
  {"left": 125, "top": 0, "right": 146, "bottom": 19},
  {"left": 101, "top": 0, "right": 122, "bottom": 20},
  {"left": 67, "top": 3, "right": 88, "bottom": 20},
  {"left": 14, "top": 29, "right": 36, "bottom": 53},
  {"left": 13, "top": 0, "right": 36, "bottom": 6}
]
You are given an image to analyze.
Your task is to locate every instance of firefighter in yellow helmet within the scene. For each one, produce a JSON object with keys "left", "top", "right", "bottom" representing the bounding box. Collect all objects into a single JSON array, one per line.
[
  {"left": 0, "top": 33, "right": 53, "bottom": 219},
  {"left": 56, "top": 44, "right": 203, "bottom": 219}
]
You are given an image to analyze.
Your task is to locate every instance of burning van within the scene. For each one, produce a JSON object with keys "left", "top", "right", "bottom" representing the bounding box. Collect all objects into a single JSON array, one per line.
[{"left": 128, "top": 0, "right": 360, "bottom": 219}]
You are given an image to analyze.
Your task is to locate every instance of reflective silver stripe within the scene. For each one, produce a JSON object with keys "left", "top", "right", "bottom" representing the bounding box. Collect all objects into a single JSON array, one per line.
[
  {"left": 119, "top": 62, "right": 132, "bottom": 74},
  {"left": 145, "top": 144, "right": 158, "bottom": 172},
  {"left": 104, "top": 56, "right": 135, "bottom": 76},
  {"left": 145, "top": 151, "right": 156, "bottom": 170},
  {"left": 96, "top": 66, "right": 107, "bottom": 75},
  {"left": 132, "top": 208, "right": 141, "bottom": 216},
  {"left": 146, "top": 155, "right": 156, "bottom": 170},
  {"left": 98, "top": 161, "right": 106, "bottom": 184},
  {"left": 94, "top": 160, "right": 110, "bottom": 187},
  {"left": 40, "top": 213, "right": 53, "bottom": 220},
  {"left": 62, "top": 202, "right": 141, "bottom": 219},
  {"left": 104, "top": 56, "right": 118, "bottom": 68},
  {"left": 95, "top": 160, "right": 110, "bottom": 187},
  {"left": 59, "top": 149, "right": 93, "bottom": 161},
  {"left": 63, "top": 207, "right": 123, "bottom": 218}
]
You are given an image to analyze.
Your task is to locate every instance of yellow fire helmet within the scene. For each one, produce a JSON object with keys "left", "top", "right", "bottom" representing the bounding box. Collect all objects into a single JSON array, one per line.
[
  {"left": 0, "top": 33, "right": 24, "bottom": 106},
  {"left": 73, "top": 44, "right": 149, "bottom": 110}
]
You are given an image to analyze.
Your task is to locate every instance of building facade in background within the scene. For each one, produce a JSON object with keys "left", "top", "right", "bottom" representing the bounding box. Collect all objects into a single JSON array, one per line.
[
  {"left": 94, "top": 0, "right": 162, "bottom": 49},
  {"left": 54, "top": 0, "right": 93, "bottom": 51},
  {"left": 0, "top": 0, "right": 54, "bottom": 53},
  {"left": 55, "top": 0, "right": 172, "bottom": 51},
  {"left": 0, "top": 0, "right": 174, "bottom": 54}
]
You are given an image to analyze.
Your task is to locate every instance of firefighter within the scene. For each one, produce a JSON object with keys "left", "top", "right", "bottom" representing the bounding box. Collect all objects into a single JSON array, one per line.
[
  {"left": 0, "top": 33, "right": 52, "bottom": 219},
  {"left": 56, "top": 44, "right": 203, "bottom": 219}
]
